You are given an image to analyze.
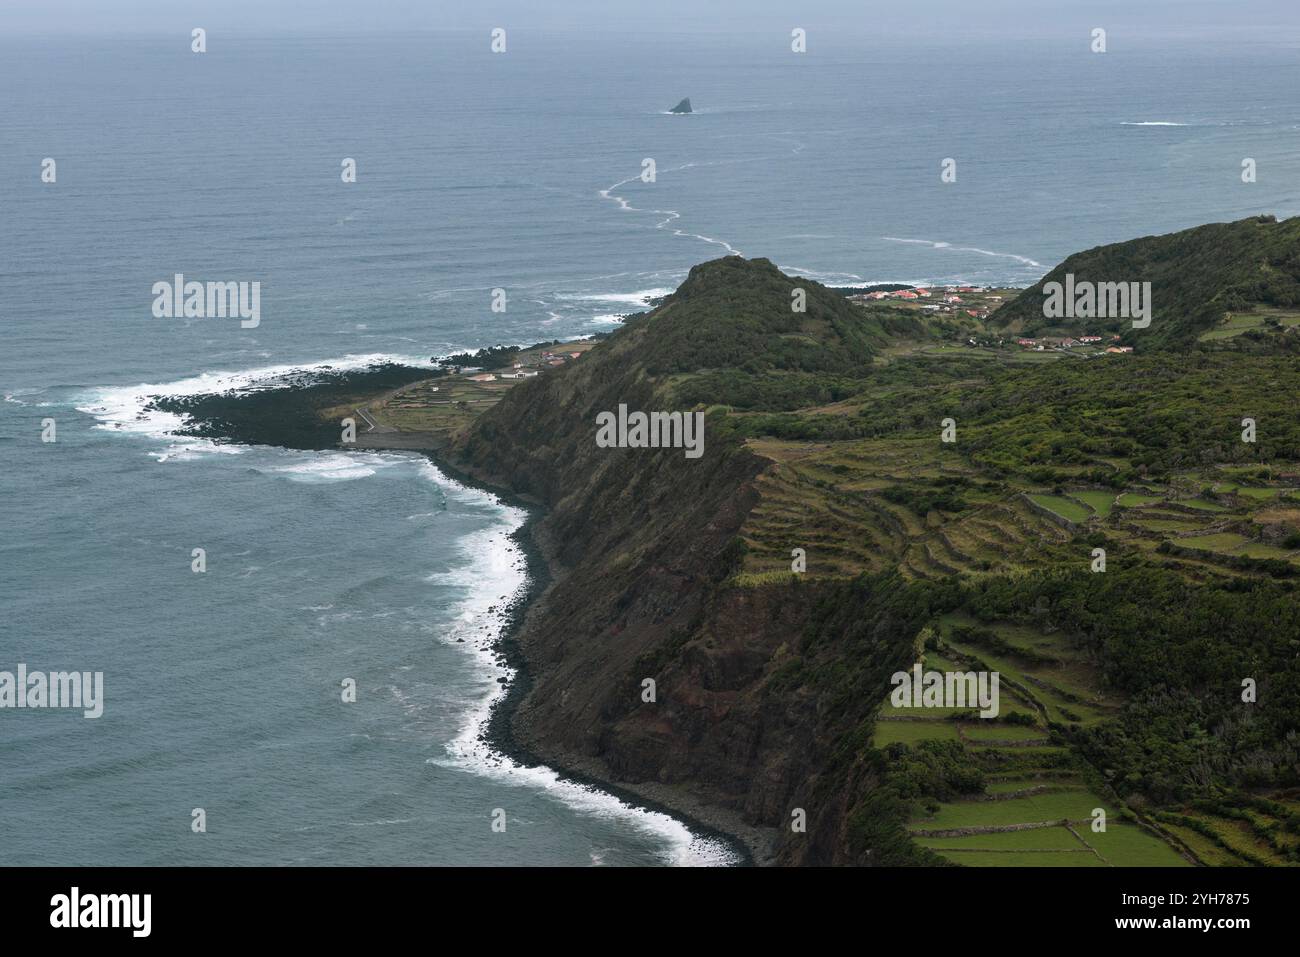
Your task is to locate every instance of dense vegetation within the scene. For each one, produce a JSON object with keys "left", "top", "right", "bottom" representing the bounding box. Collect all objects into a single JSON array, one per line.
[
  {"left": 723, "top": 353, "right": 1300, "bottom": 480},
  {"left": 967, "top": 567, "right": 1300, "bottom": 797},
  {"left": 166, "top": 228, "right": 1300, "bottom": 865},
  {"left": 994, "top": 214, "right": 1300, "bottom": 349},
  {"left": 630, "top": 244, "right": 1300, "bottom": 863},
  {"left": 642, "top": 257, "right": 928, "bottom": 399}
]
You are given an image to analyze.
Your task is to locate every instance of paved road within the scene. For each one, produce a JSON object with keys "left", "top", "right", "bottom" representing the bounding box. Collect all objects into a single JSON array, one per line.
[{"left": 353, "top": 406, "right": 385, "bottom": 432}]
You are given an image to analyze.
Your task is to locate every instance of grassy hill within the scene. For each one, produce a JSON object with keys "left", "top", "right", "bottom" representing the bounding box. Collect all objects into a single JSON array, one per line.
[
  {"left": 430, "top": 252, "right": 1300, "bottom": 865},
  {"left": 993, "top": 214, "right": 1300, "bottom": 350},
  {"left": 637, "top": 256, "right": 928, "bottom": 411},
  {"left": 167, "top": 238, "right": 1300, "bottom": 866}
]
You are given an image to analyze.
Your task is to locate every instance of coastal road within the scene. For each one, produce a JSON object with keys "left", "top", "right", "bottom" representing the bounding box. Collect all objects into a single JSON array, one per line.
[
  {"left": 353, "top": 406, "right": 387, "bottom": 433},
  {"left": 349, "top": 389, "right": 445, "bottom": 452}
]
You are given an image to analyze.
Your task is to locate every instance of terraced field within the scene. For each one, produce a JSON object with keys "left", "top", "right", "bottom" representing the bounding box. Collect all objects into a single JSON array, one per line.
[
  {"left": 874, "top": 719, "right": 962, "bottom": 746},
  {"left": 1117, "top": 492, "right": 1161, "bottom": 507},
  {"left": 872, "top": 617, "right": 1194, "bottom": 866},
  {"left": 1070, "top": 490, "right": 1115, "bottom": 518},
  {"left": 940, "top": 618, "right": 1119, "bottom": 727},
  {"left": 741, "top": 461, "right": 886, "bottom": 578},
  {"left": 1028, "top": 493, "right": 1092, "bottom": 524},
  {"left": 1152, "top": 799, "right": 1300, "bottom": 866},
  {"left": 346, "top": 255, "right": 1300, "bottom": 869},
  {"left": 1197, "top": 306, "right": 1300, "bottom": 341},
  {"left": 738, "top": 440, "right": 1085, "bottom": 583},
  {"left": 738, "top": 434, "right": 1300, "bottom": 589},
  {"left": 731, "top": 375, "right": 1300, "bottom": 867},
  {"left": 905, "top": 744, "right": 1187, "bottom": 866}
]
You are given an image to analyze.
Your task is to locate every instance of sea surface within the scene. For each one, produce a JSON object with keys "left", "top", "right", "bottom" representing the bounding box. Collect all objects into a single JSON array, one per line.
[{"left": 2, "top": 29, "right": 1299, "bottom": 865}]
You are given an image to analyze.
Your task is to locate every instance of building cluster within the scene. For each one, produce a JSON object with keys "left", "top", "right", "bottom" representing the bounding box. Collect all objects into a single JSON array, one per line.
[
  {"left": 465, "top": 350, "right": 584, "bottom": 382},
  {"left": 854, "top": 284, "right": 988, "bottom": 303},
  {"left": 1014, "top": 334, "right": 1131, "bottom": 353},
  {"left": 849, "top": 284, "right": 999, "bottom": 320}
]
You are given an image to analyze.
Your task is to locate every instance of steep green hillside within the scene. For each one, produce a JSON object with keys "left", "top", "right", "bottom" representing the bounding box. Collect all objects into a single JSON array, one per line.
[
  {"left": 994, "top": 214, "right": 1300, "bottom": 350},
  {"left": 167, "top": 241, "right": 1300, "bottom": 866},
  {"left": 437, "top": 253, "right": 1300, "bottom": 865},
  {"left": 636, "top": 256, "right": 927, "bottom": 411}
]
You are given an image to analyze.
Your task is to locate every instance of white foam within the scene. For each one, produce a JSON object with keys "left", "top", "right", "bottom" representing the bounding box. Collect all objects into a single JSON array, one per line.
[
  {"left": 270, "top": 452, "right": 388, "bottom": 482},
  {"left": 422, "top": 460, "right": 739, "bottom": 866},
  {"left": 880, "top": 236, "right": 1044, "bottom": 269},
  {"left": 555, "top": 288, "right": 672, "bottom": 305},
  {"left": 1120, "top": 121, "right": 1187, "bottom": 126},
  {"left": 599, "top": 162, "right": 746, "bottom": 256},
  {"left": 150, "top": 438, "right": 250, "bottom": 463},
  {"left": 75, "top": 354, "right": 738, "bottom": 863},
  {"left": 783, "top": 266, "right": 866, "bottom": 284}
]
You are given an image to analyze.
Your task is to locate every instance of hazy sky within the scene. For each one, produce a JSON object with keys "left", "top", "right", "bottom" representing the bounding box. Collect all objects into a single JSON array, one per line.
[{"left": 1, "top": 0, "right": 1297, "bottom": 40}]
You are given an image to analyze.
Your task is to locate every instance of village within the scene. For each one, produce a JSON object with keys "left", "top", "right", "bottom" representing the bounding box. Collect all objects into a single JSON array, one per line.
[
  {"left": 847, "top": 283, "right": 1006, "bottom": 322},
  {"left": 848, "top": 284, "right": 1134, "bottom": 356},
  {"left": 1012, "top": 334, "right": 1132, "bottom": 354},
  {"left": 460, "top": 343, "right": 590, "bottom": 383},
  {"left": 355, "top": 339, "right": 600, "bottom": 443}
]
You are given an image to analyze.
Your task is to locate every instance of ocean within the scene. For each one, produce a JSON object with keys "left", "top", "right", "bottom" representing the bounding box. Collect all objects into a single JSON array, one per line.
[{"left": 2, "top": 28, "right": 1299, "bottom": 865}]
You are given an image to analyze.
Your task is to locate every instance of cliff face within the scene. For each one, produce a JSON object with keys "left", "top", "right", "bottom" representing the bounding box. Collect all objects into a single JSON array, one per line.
[
  {"left": 446, "top": 257, "right": 928, "bottom": 863},
  {"left": 161, "top": 236, "right": 1300, "bottom": 867}
]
